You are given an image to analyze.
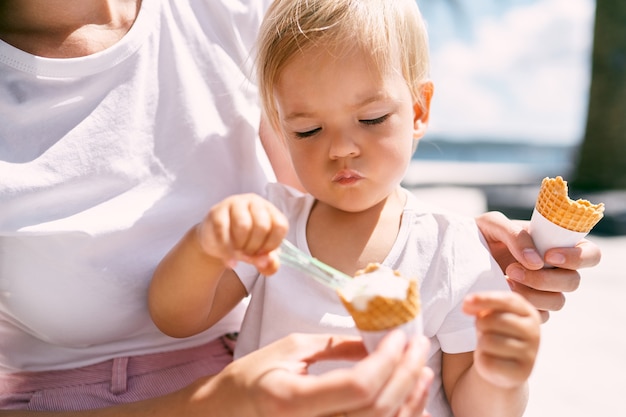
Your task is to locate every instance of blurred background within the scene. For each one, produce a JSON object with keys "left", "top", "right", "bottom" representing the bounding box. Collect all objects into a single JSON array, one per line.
[
  {"left": 405, "top": 1, "right": 626, "bottom": 415},
  {"left": 405, "top": 0, "right": 625, "bottom": 233}
]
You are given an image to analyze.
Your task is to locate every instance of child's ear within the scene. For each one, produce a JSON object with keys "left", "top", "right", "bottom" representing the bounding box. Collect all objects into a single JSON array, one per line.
[{"left": 413, "top": 81, "right": 434, "bottom": 140}]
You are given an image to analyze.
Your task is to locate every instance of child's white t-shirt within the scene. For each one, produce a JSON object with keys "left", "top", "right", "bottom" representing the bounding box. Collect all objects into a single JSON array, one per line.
[
  {"left": 0, "top": 0, "right": 272, "bottom": 373},
  {"left": 236, "top": 183, "right": 510, "bottom": 417}
]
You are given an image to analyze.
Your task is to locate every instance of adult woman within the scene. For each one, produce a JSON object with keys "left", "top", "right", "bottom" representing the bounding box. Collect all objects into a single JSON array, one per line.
[{"left": 0, "top": 0, "right": 600, "bottom": 415}]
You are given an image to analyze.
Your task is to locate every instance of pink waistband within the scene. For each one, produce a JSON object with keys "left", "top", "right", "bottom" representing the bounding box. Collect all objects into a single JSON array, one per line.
[{"left": 0, "top": 336, "right": 233, "bottom": 394}]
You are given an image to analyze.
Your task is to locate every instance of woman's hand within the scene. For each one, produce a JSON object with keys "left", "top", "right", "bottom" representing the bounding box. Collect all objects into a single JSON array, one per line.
[
  {"left": 476, "top": 211, "right": 602, "bottom": 322},
  {"left": 199, "top": 331, "right": 434, "bottom": 417}
]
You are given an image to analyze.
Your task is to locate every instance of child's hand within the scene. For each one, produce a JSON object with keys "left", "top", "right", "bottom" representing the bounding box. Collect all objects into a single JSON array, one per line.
[
  {"left": 463, "top": 291, "right": 541, "bottom": 389},
  {"left": 197, "top": 193, "right": 288, "bottom": 275}
]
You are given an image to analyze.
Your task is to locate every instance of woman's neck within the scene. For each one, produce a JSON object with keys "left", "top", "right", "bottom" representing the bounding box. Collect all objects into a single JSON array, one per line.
[{"left": 0, "top": 0, "right": 141, "bottom": 57}]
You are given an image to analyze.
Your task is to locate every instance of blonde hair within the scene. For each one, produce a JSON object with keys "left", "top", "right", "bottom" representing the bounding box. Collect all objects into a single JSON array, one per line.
[{"left": 256, "top": 0, "right": 430, "bottom": 131}]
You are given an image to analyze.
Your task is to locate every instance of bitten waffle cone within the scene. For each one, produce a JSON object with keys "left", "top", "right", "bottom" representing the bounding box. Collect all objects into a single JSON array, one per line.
[
  {"left": 535, "top": 176, "right": 604, "bottom": 233},
  {"left": 337, "top": 264, "right": 420, "bottom": 332},
  {"left": 339, "top": 280, "right": 419, "bottom": 331}
]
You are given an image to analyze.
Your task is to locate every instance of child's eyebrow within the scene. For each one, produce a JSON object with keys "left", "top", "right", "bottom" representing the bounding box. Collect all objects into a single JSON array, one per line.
[
  {"left": 357, "top": 93, "right": 388, "bottom": 106},
  {"left": 284, "top": 111, "right": 314, "bottom": 122},
  {"left": 284, "top": 93, "right": 392, "bottom": 122}
]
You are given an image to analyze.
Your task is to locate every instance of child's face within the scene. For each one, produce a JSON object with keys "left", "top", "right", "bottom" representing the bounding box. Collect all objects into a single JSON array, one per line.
[{"left": 274, "top": 46, "right": 428, "bottom": 212}]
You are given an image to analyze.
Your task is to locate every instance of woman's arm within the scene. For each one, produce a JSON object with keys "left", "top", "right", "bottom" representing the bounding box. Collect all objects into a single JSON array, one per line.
[{"left": 0, "top": 332, "right": 433, "bottom": 417}]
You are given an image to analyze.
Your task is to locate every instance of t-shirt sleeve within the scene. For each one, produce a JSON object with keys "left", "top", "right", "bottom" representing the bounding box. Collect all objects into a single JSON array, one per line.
[{"left": 432, "top": 217, "right": 510, "bottom": 354}]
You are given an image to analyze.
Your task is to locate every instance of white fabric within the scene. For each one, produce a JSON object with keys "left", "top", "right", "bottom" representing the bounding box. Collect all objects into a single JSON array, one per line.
[
  {"left": 0, "top": 0, "right": 273, "bottom": 373},
  {"left": 236, "top": 183, "right": 510, "bottom": 417}
]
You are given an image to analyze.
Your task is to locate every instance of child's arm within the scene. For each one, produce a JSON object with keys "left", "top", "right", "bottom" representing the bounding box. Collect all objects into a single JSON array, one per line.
[
  {"left": 148, "top": 193, "right": 289, "bottom": 338},
  {"left": 443, "top": 291, "right": 541, "bottom": 417}
]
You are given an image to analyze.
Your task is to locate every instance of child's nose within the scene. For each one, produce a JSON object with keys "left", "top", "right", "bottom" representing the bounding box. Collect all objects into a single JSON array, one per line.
[{"left": 328, "top": 133, "right": 359, "bottom": 159}]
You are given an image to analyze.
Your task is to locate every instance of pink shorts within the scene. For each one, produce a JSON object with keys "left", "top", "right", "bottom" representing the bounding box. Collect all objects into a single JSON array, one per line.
[{"left": 0, "top": 335, "right": 236, "bottom": 411}]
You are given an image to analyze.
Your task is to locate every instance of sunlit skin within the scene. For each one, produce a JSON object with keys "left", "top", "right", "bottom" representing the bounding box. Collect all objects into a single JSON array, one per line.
[
  {"left": 268, "top": 44, "right": 539, "bottom": 417},
  {"left": 271, "top": 47, "right": 433, "bottom": 273},
  {"left": 0, "top": 1, "right": 600, "bottom": 416},
  {"left": 275, "top": 47, "right": 422, "bottom": 216},
  {"left": 149, "top": 29, "right": 541, "bottom": 417}
]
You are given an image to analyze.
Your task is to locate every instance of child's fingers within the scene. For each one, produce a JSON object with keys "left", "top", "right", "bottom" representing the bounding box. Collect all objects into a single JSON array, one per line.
[
  {"left": 464, "top": 291, "right": 540, "bottom": 358},
  {"left": 199, "top": 194, "right": 287, "bottom": 267},
  {"left": 226, "top": 195, "right": 258, "bottom": 249},
  {"left": 463, "top": 291, "right": 537, "bottom": 318},
  {"left": 200, "top": 202, "right": 239, "bottom": 258},
  {"left": 464, "top": 291, "right": 540, "bottom": 342},
  {"left": 473, "top": 321, "right": 539, "bottom": 388},
  {"left": 475, "top": 329, "right": 536, "bottom": 361},
  {"left": 465, "top": 292, "right": 541, "bottom": 388},
  {"left": 226, "top": 194, "right": 287, "bottom": 255},
  {"left": 474, "top": 308, "right": 535, "bottom": 336},
  {"left": 242, "top": 197, "right": 288, "bottom": 254},
  {"left": 240, "top": 251, "right": 281, "bottom": 276}
]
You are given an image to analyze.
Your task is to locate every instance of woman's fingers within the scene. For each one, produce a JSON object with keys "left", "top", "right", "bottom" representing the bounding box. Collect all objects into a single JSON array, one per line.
[
  {"left": 475, "top": 212, "right": 544, "bottom": 272},
  {"left": 250, "top": 331, "right": 431, "bottom": 417},
  {"left": 543, "top": 239, "right": 602, "bottom": 269}
]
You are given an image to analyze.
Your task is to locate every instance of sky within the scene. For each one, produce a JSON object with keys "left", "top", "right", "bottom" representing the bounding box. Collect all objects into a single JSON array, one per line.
[{"left": 418, "top": 0, "right": 596, "bottom": 145}]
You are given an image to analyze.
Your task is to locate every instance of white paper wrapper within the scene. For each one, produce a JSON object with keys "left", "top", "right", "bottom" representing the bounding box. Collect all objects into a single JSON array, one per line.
[
  {"left": 360, "top": 313, "right": 423, "bottom": 353},
  {"left": 529, "top": 208, "right": 588, "bottom": 261}
]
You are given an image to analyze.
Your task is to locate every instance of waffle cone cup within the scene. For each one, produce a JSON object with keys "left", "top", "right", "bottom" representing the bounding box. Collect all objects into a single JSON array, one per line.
[
  {"left": 530, "top": 176, "right": 604, "bottom": 258},
  {"left": 535, "top": 176, "right": 604, "bottom": 233},
  {"left": 337, "top": 264, "right": 422, "bottom": 352},
  {"left": 339, "top": 279, "right": 420, "bottom": 331}
]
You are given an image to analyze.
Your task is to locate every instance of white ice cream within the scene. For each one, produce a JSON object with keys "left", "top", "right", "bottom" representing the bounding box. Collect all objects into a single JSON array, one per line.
[{"left": 339, "top": 265, "right": 410, "bottom": 311}]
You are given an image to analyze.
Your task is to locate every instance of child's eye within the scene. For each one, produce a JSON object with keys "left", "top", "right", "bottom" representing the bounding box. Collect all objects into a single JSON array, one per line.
[
  {"left": 360, "top": 114, "right": 390, "bottom": 126},
  {"left": 294, "top": 127, "right": 321, "bottom": 139}
]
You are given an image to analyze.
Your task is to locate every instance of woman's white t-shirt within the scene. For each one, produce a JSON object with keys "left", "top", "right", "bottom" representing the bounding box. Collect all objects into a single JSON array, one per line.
[{"left": 0, "top": 0, "right": 272, "bottom": 373}]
